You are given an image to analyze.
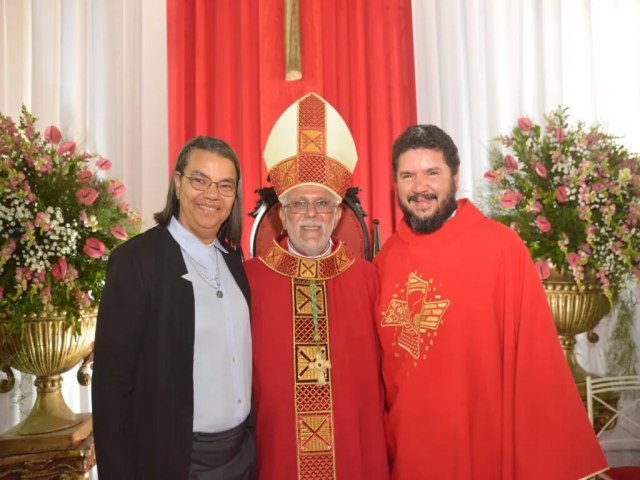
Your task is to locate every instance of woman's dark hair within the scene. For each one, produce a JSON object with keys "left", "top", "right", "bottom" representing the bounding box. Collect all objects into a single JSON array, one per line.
[
  {"left": 154, "top": 136, "right": 243, "bottom": 247},
  {"left": 392, "top": 125, "right": 460, "bottom": 179}
]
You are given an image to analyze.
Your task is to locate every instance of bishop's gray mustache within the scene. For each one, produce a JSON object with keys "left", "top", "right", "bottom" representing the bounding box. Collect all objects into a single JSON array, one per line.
[{"left": 408, "top": 192, "right": 437, "bottom": 202}]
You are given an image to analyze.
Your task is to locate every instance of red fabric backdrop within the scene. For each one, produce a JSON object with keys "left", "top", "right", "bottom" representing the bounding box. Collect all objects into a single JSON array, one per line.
[{"left": 167, "top": 0, "right": 416, "bottom": 255}]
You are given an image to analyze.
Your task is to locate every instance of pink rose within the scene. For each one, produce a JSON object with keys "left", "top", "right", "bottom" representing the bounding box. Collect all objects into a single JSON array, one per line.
[
  {"left": 40, "top": 286, "right": 52, "bottom": 305},
  {"left": 504, "top": 155, "right": 518, "bottom": 170},
  {"left": 534, "top": 162, "right": 548, "bottom": 178},
  {"left": 96, "top": 157, "right": 112, "bottom": 171},
  {"left": 518, "top": 117, "right": 533, "bottom": 132},
  {"left": 556, "top": 185, "right": 568, "bottom": 203},
  {"left": 44, "top": 125, "right": 62, "bottom": 144},
  {"left": 500, "top": 190, "right": 521, "bottom": 208},
  {"left": 76, "top": 188, "right": 99, "bottom": 206},
  {"left": 77, "top": 170, "right": 93, "bottom": 183},
  {"left": 83, "top": 237, "right": 106, "bottom": 258},
  {"left": 536, "top": 215, "right": 552, "bottom": 233},
  {"left": 108, "top": 181, "right": 126, "bottom": 198},
  {"left": 57, "top": 141, "right": 76, "bottom": 157},
  {"left": 51, "top": 257, "right": 68, "bottom": 281},
  {"left": 110, "top": 225, "right": 128, "bottom": 240},
  {"left": 3, "top": 239, "right": 16, "bottom": 258},
  {"left": 74, "top": 289, "right": 92, "bottom": 308}
]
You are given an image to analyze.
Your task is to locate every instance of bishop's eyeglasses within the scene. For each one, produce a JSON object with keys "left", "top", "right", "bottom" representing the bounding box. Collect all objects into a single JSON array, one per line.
[
  {"left": 282, "top": 199, "right": 338, "bottom": 214},
  {"left": 182, "top": 173, "right": 237, "bottom": 197}
]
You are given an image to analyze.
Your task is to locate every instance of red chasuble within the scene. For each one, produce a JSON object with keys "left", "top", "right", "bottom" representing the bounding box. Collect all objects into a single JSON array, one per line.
[
  {"left": 245, "top": 238, "right": 389, "bottom": 480},
  {"left": 374, "top": 199, "right": 607, "bottom": 480}
]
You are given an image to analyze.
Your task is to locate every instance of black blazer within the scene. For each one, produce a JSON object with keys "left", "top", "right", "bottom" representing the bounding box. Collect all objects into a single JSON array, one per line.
[{"left": 92, "top": 226, "right": 250, "bottom": 480}]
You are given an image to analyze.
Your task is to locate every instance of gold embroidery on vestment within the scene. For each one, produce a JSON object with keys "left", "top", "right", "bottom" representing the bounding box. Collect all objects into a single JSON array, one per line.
[
  {"left": 291, "top": 278, "right": 336, "bottom": 480},
  {"left": 259, "top": 241, "right": 355, "bottom": 280},
  {"left": 381, "top": 272, "right": 450, "bottom": 359}
]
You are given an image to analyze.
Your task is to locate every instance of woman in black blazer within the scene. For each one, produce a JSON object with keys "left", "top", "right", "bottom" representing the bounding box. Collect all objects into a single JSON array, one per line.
[{"left": 93, "top": 136, "right": 254, "bottom": 480}]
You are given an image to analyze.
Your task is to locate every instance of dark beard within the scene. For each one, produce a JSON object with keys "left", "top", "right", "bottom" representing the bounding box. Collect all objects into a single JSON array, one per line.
[{"left": 400, "top": 189, "right": 457, "bottom": 234}]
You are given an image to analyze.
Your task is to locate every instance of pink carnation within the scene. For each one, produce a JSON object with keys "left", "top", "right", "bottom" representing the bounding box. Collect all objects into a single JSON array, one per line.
[
  {"left": 76, "top": 188, "right": 99, "bottom": 206},
  {"left": 536, "top": 215, "right": 552, "bottom": 233},
  {"left": 44, "top": 125, "right": 62, "bottom": 144},
  {"left": 83, "top": 237, "right": 106, "bottom": 259}
]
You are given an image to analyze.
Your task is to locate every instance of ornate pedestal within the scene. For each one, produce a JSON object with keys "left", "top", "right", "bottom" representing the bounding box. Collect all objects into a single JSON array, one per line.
[
  {"left": 542, "top": 268, "right": 610, "bottom": 389},
  {"left": 0, "top": 413, "right": 95, "bottom": 479}
]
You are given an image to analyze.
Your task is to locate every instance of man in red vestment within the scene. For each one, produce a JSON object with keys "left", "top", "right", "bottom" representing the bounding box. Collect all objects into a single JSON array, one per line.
[
  {"left": 245, "top": 93, "right": 388, "bottom": 480},
  {"left": 374, "top": 124, "right": 608, "bottom": 479}
]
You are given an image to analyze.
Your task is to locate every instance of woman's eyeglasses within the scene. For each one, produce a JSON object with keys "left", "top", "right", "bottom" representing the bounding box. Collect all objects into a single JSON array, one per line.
[{"left": 182, "top": 174, "right": 237, "bottom": 197}]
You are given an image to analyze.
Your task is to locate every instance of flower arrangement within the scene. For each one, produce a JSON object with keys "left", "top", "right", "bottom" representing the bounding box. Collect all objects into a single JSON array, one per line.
[
  {"left": 482, "top": 106, "right": 640, "bottom": 302},
  {"left": 0, "top": 106, "right": 140, "bottom": 333}
]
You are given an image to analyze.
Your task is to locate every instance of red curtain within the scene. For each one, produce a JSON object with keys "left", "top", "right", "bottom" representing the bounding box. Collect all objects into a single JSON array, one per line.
[{"left": 167, "top": 0, "right": 416, "bottom": 254}]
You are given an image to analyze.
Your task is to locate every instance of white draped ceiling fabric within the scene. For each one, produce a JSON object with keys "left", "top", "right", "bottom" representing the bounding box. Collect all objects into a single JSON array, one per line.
[
  {"left": 0, "top": 0, "right": 167, "bottom": 435},
  {"left": 0, "top": 0, "right": 639, "bottom": 449},
  {"left": 411, "top": 0, "right": 640, "bottom": 378}
]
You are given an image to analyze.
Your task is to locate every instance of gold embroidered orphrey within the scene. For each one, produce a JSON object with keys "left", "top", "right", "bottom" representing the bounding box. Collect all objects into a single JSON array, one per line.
[
  {"left": 381, "top": 272, "right": 450, "bottom": 359},
  {"left": 259, "top": 243, "right": 356, "bottom": 480},
  {"left": 292, "top": 278, "right": 336, "bottom": 480}
]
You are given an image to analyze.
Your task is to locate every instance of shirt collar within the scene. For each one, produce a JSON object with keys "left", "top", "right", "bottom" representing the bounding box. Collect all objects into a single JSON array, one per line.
[
  {"left": 168, "top": 217, "right": 227, "bottom": 269},
  {"left": 286, "top": 237, "right": 333, "bottom": 258}
]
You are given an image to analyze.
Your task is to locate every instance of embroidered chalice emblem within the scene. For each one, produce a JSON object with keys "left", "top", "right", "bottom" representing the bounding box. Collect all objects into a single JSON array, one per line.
[{"left": 381, "top": 272, "right": 450, "bottom": 359}]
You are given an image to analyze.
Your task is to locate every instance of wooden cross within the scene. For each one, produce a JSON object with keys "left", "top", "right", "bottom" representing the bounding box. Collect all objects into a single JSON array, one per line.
[{"left": 284, "top": 0, "right": 302, "bottom": 80}]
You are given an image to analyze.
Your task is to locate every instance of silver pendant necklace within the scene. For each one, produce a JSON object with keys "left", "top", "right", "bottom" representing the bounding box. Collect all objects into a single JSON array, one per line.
[{"left": 183, "top": 247, "right": 224, "bottom": 298}]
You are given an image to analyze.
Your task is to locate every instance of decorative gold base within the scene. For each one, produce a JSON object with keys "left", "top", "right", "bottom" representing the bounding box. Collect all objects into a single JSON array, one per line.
[
  {"left": 0, "top": 310, "right": 96, "bottom": 436},
  {"left": 0, "top": 413, "right": 92, "bottom": 456},
  {"left": 0, "top": 414, "right": 95, "bottom": 479},
  {"left": 13, "top": 375, "right": 82, "bottom": 436},
  {"left": 543, "top": 268, "right": 610, "bottom": 387},
  {"left": 558, "top": 334, "right": 591, "bottom": 388}
]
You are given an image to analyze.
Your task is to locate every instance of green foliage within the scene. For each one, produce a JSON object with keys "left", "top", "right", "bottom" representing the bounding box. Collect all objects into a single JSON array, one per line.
[
  {"left": 0, "top": 107, "right": 141, "bottom": 333},
  {"left": 481, "top": 106, "right": 640, "bottom": 302}
]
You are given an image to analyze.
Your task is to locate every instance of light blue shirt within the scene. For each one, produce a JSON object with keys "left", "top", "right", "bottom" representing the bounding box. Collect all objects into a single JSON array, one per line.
[{"left": 168, "top": 217, "right": 251, "bottom": 432}]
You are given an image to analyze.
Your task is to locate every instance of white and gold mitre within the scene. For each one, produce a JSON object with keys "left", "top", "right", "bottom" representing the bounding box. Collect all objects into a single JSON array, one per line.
[{"left": 263, "top": 92, "right": 358, "bottom": 201}]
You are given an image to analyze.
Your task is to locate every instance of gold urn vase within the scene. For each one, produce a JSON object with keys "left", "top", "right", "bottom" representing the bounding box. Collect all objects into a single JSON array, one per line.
[
  {"left": 0, "top": 310, "right": 96, "bottom": 436},
  {"left": 543, "top": 268, "right": 611, "bottom": 386}
]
